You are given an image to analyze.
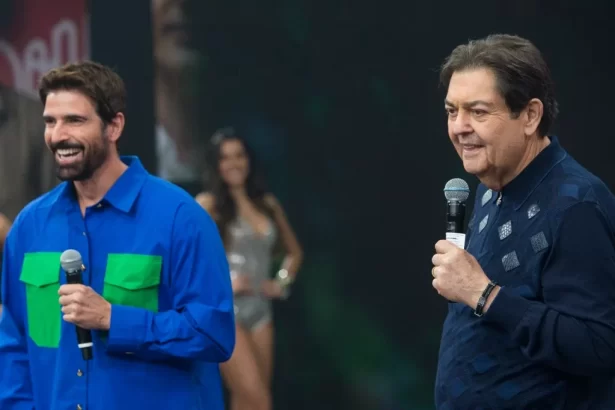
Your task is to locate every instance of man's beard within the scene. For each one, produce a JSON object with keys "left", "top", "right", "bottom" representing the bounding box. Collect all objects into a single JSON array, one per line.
[{"left": 52, "top": 133, "right": 110, "bottom": 182}]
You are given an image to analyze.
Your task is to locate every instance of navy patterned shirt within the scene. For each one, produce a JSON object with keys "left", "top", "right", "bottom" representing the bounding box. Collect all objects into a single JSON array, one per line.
[{"left": 435, "top": 136, "right": 615, "bottom": 409}]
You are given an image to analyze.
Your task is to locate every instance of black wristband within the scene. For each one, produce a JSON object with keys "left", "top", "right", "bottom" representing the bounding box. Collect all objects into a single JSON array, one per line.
[{"left": 474, "top": 281, "right": 498, "bottom": 317}]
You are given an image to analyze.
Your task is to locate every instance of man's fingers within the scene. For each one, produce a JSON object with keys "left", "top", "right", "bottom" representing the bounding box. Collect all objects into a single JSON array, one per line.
[
  {"left": 435, "top": 239, "right": 455, "bottom": 254},
  {"left": 62, "top": 311, "right": 75, "bottom": 322},
  {"left": 58, "top": 284, "right": 86, "bottom": 296},
  {"left": 61, "top": 303, "right": 80, "bottom": 315},
  {"left": 59, "top": 293, "right": 84, "bottom": 306}
]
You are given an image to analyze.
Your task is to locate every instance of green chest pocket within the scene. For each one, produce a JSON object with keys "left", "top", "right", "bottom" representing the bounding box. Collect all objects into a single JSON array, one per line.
[
  {"left": 103, "top": 254, "right": 162, "bottom": 312},
  {"left": 19, "top": 252, "right": 62, "bottom": 348}
]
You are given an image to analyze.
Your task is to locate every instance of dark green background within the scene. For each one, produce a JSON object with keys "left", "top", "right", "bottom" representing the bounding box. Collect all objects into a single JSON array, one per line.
[{"left": 89, "top": 1, "right": 615, "bottom": 408}]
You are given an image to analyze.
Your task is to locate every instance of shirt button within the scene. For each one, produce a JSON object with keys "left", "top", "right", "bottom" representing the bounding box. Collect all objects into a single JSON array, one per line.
[
  {"left": 77, "top": 405, "right": 83, "bottom": 410},
  {"left": 77, "top": 369, "right": 83, "bottom": 377},
  {"left": 96, "top": 203, "right": 102, "bottom": 208},
  {"left": 82, "top": 232, "right": 86, "bottom": 236}
]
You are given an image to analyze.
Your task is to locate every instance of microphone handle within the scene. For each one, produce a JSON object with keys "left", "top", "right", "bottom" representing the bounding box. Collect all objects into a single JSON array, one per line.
[
  {"left": 66, "top": 270, "right": 94, "bottom": 361},
  {"left": 446, "top": 201, "right": 466, "bottom": 233},
  {"left": 446, "top": 201, "right": 466, "bottom": 249}
]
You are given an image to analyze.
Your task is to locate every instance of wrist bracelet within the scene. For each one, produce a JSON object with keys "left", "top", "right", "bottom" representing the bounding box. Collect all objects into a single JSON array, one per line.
[
  {"left": 275, "top": 269, "right": 293, "bottom": 300},
  {"left": 474, "top": 281, "right": 497, "bottom": 317}
]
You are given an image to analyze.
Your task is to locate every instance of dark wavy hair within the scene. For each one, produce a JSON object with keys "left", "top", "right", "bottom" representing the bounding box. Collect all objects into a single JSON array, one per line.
[
  {"left": 207, "top": 127, "right": 273, "bottom": 246},
  {"left": 440, "top": 34, "right": 558, "bottom": 137},
  {"left": 39, "top": 60, "right": 126, "bottom": 126}
]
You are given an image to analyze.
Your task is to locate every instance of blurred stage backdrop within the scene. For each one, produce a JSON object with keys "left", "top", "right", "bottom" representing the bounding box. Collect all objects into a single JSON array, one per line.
[{"left": 2, "top": 0, "right": 614, "bottom": 408}]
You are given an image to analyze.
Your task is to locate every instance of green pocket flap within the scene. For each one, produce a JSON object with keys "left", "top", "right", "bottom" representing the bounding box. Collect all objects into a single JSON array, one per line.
[
  {"left": 19, "top": 252, "right": 62, "bottom": 287},
  {"left": 104, "top": 254, "right": 162, "bottom": 290},
  {"left": 19, "top": 252, "right": 62, "bottom": 348},
  {"left": 103, "top": 254, "right": 162, "bottom": 313}
]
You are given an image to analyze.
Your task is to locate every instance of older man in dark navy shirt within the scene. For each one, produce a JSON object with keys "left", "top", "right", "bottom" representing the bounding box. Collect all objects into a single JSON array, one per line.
[{"left": 431, "top": 34, "right": 615, "bottom": 409}]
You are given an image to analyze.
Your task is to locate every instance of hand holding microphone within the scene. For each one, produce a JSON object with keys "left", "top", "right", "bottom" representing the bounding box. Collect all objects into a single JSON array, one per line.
[
  {"left": 432, "top": 179, "right": 497, "bottom": 311},
  {"left": 59, "top": 249, "right": 112, "bottom": 360},
  {"left": 431, "top": 239, "right": 490, "bottom": 308}
]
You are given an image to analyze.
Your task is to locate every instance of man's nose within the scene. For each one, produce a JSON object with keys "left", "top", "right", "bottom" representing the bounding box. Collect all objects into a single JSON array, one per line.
[
  {"left": 47, "top": 124, "right": 69, "bottom": 144},
  {"left": 450, "top": 111, "right": 473, "bottom": 136}
]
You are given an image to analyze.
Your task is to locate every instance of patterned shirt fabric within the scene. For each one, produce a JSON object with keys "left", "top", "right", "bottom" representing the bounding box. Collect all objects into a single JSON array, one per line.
[{"left": 436, "top": 136, "right": 615, "bottom": 410}]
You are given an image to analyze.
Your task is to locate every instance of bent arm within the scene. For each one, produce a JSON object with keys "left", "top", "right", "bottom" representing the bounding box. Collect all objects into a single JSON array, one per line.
[
  {"left": 484, "top": 202, "right": 615, "bottom": 376},
  {"left": 195, "top": 192, "right": 215, "bottom": 216},
  {"left": 106, "top": 203, "right": 235, "bottom": 362},
  {"left": 0, "top": 225, "right": 35, "bottom": 408},
  {"left": 266, "top": 194, "right": 303, "bottom": 278}
]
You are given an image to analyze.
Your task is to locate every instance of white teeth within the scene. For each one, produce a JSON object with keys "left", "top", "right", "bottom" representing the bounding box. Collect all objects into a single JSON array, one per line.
[{"left": 57, "top": 148, "right": 81, "bottom": 157}]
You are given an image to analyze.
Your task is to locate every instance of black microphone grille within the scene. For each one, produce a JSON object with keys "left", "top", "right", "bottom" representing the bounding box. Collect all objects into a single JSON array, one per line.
[{"left": 444, "top": 178, "right": 470, "bottom": 203}]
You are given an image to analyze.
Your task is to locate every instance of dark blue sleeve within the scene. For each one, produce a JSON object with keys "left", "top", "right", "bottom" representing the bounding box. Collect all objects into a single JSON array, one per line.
[
  {"left": 106, "top": 202, "right": 236, "bottom": 362},
  {"left": 484, "top": 201, "right": 615, "bottom": 376}
]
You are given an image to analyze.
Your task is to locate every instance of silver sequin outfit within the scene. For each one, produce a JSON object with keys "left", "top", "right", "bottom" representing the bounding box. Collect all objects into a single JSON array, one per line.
[{"left": 226, "top": 216, "right": 277, "bottom": 331}]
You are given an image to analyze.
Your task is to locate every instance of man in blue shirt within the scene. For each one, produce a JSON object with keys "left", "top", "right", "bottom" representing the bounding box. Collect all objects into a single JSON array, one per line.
[
  {"left": 0, "top": 61, "right": 235, "bottom": 409},
  {"left": 431, "top": 34, "right": 615, "bottom": 409}
]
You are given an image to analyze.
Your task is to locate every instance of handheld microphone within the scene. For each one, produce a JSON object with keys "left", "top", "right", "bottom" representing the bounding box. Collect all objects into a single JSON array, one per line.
[
  {"left": 60, "top": 249, "right": 93, "bottom": 361},
  {"left": 443, "top": 178, "right": 471, "bottom": 249}
]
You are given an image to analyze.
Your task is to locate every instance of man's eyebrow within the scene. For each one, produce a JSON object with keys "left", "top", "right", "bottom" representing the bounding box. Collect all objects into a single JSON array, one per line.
[
  {"left": 444, "top": 99, "right": 496, "bottom": 109},
  {"left": 463, "top": 100, "right": 495, "bottom": 109},
  {"left": 63, "top": 114, "right": 88, "bottom": 121},
  {"left": 42, "top": 114, "right": 88, "bottom": 121}
]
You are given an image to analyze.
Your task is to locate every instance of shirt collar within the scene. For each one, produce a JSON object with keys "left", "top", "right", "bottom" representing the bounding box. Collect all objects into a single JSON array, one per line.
[
  {"left": 500, "top": 136, "right": 567, "bottom": 210},
  {"left": 53, "top": 155, "right": 148, "bottom": 213}
]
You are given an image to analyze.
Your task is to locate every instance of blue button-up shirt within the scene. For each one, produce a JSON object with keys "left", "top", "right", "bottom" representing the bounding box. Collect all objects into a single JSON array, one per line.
[{"left": 0, "top": 156, "right": 235, "bottom": 410}]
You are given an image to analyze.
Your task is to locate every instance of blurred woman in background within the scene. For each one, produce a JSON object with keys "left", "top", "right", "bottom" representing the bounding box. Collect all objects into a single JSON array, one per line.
[{"left": 196, "top": 127, "right": 303, "bottom": 410}]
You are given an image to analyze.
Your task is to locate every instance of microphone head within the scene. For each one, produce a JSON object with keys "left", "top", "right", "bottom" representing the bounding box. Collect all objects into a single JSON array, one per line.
[
  {"left": 444, "top": 178, "right": 470, "bottom": 203},
  {"left": 60, "top": 249, "right": 83, "bottom": 272}
]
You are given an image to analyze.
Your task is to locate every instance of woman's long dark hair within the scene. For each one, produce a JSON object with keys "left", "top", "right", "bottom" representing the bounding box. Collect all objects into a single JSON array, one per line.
[{"left": 207, "top": 127, "right": 273, "bottom": 246}]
